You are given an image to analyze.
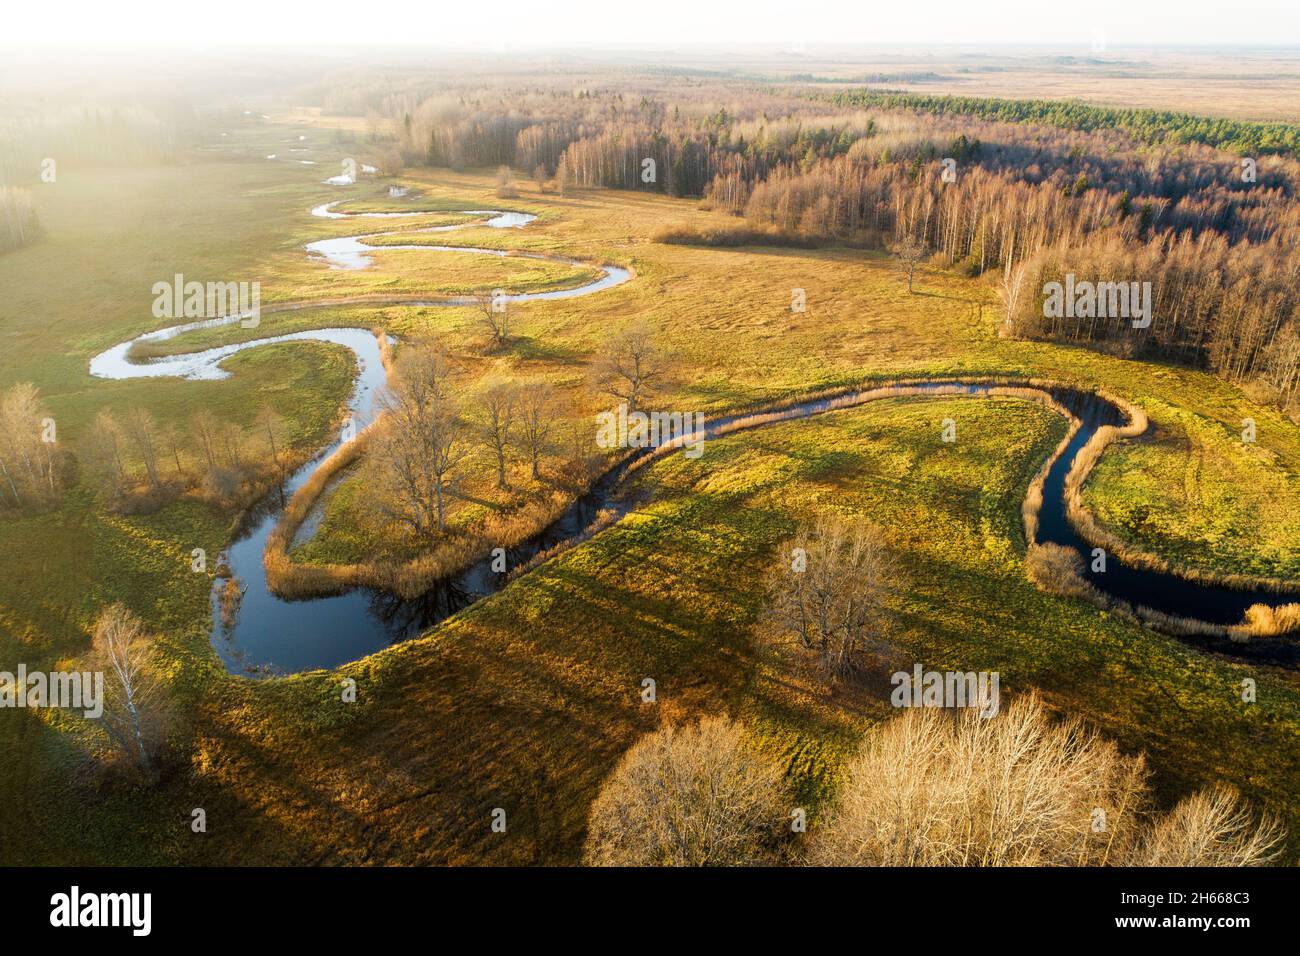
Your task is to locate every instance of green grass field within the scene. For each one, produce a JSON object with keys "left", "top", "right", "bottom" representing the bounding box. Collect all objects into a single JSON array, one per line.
[{"left": 2, "top": 125, "right": 1299, "bottom": 864}]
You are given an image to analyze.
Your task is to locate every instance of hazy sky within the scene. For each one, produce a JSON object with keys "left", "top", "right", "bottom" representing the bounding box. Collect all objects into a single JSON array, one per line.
[{"left": 5, "top": 0, "right": 1299, "bottom": 48}]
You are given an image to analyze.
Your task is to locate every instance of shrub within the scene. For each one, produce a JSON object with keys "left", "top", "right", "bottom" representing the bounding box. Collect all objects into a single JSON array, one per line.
[
  {"left": 585, "top": 716, "right": 790, "bottom": 866},
  {"left": 810, "top": 692, "right": 1148, "bottom": 866},
  {"left": 811, "top": 691, "right": 1285, "bottom": 867},
  {"left": 1129, "top": 784, "right": 1285, "bottom": 866}
]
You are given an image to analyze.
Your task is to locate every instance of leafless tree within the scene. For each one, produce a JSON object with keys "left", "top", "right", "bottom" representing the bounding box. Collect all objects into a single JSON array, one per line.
[
  {"left": 516, "top": 381, "right": 558, "bottom": 481},
  {"left": 158, "top": 424, "right": 186, "bottom": 480},
  {"left": 765, "top": 514, "right": 895, "bottom": 680},
  {"left": 476, "top": 378, "right": 519, "bottom": 487},
  {"left": 494, "top": 164, "right": 518, "bottom": 199},
  {"left": 998, "top": 261, "right": 1029, "bottom": 336},
  {"left": 373, "top": 344, "right": 469, "bottom": 535},
  {"left": 889, "top": 235, "right": 928, "bottom": 293},
  {"left": 191, "top": 409, "right": 220, "bottom": 472},
  {"left": 122, "top": 407, "right": 160, "bottom": 490},
  {"left": 256, "top": 408, "right": 288, "bottom": 479},
  {"left": 219, "top": 421, "right": 246, "bottom": 472},
  {"left": 90, "top": 604, "right": 164, "bottom": 779},
  {"left": 811, "top": 692, "right": 1151, "bottom": 866},
  {"left": 592, "top": 321, "right": 662, "bottom": 414},
  {"left": 0, "top": 383, "right": 57, "bottom": 508},
  {"left": 585, "top": 716, "right": 790, "bottom": 866},
  {"left": 811, "top": 691, "right": 1284, "bottom": 867},
  {"left": 477, "top": 296, "right": 510, "bottom": 350},
  {"left": 84, "top": 408, "right": 127, "bottom": 500},
  {"left": 1129, "top": 785, "right": 1286, "bottom": 866}
]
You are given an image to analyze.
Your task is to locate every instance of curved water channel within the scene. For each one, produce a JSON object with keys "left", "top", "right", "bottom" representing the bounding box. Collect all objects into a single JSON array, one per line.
[{"left": 89, "top": 204, "right": 1300, "bottom": 675}]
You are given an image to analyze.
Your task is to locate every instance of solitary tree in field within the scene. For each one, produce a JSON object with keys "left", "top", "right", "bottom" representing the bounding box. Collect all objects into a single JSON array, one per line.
[
  {"left": 256, "top": 407, "right": 291, "bottom": 481},
  {"left": 495, "top": 164, "right": 518, "bottom": 199},
  {"left": 889, "top": 235, "right": 928, "bottom": 294},
  {"left": 592, "top": 321, "right": 662, "bottom": 415},
  {"left": 91, "top": 604, "right": 165, "bottom": 779},
  {"left": 585, "top": 716, "right": 790, "bottom": 866},
  {"left": 477, "top": 296, "right": 510, "bottom": 351},
  {"left": 765, "top": 515, "right": 895, "bottom": 680}
]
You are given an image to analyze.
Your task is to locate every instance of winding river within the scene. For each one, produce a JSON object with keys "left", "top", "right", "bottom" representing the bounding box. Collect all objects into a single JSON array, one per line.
[{"left": 89, "top": 199, "right": 1299, "bottom": 675}]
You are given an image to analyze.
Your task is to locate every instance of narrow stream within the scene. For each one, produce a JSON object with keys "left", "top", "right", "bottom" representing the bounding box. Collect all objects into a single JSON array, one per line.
[
  {"left": 88, "top": 199, "right": 632, "bottom": 674},
  {"left": 87, "top": 201, "right": 1299, "bottom": 675}
]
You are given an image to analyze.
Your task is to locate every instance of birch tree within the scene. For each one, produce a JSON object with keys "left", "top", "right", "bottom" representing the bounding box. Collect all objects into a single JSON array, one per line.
[
  {"left": 373, "top": 344, "right": 469, "bottom": 535},
  {"left": 91, "top": 603, "right": 163, "bottom": 779}
]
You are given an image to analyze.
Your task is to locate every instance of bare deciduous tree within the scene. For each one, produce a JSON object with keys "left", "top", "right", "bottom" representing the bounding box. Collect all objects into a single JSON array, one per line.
[
  {"left": 1129, "top": 784, "right": 1286, "bottom": 867},
  {"left": 812, "top": 692, "right": 1148, "bottom": 866},
  {"left": 90, "top": 604, "right": 164, "bottom": 779},
  {"left": 810, "top": 691, "right": 1284, "bottom": 867},
  {"left": 476, "top": 378, "right": 519, "bottom": 487},
  {"left": 889, "top": 235, "right": 928, "bottom": 293},
  {"left": 592, "top": 321, "right": 662, "bottom": 414},
  {"left": 516, "top": 380, "right": 558, "bottom": 481},
  {"left": 373, "top": 344, "right": 469, "bottom": 535},
  {"left": 765, "top": 514, "right": 895, "bottom": 680},
  {"left": 585, "top": 716, "right": 790, "bottom": 866},
  {"left": 122, "top": 407, "right": 160, "bottom": 490},
  {"left": 998, "top": 261, "right": 1028, "bottom": 336},
  {"left": 159, "top": 424, "right": 186, "bottom": 480},
  {"left": 219, "top": 421, "right": 246, "bottom": 472},
  {"left": 255, "top": 408, "right": 288, "bottom": 480},
  {"left": 0, "top": 383, "right": 59, "bottom": 509},
  {"left": 477, "top": 296, "right": 510, "bottom": 350},
  {"left": 191, "top": 409, "right": 220, "bottom": 472},
  {"left": 85, "top": 409, "right": 127, "bottom": 500},
  {"left": 494, "top": 164, "right": 517, "bottom": 199}
]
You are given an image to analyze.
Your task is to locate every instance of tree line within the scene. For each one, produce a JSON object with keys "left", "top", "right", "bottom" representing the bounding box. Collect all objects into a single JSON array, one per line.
[{"left": 824, "top": 90, "right": 1300, "bottom": 157}]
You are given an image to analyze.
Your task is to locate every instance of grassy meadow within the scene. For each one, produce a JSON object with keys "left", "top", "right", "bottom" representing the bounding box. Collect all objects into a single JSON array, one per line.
[{"left": 2, "top": 124, "right": 1299, "bottom": 864}]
